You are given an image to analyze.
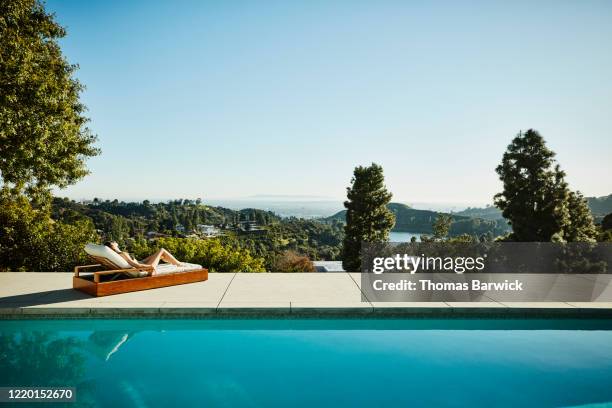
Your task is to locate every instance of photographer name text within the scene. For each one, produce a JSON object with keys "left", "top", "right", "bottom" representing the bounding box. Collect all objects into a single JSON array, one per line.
[{"left": 372, "top": 279, "right": 524, "bottom": 291}]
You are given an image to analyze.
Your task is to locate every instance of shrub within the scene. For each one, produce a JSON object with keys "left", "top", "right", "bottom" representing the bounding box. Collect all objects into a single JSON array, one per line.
[
  {"left": 0, "top": 194, "right": 98, "bottom": 271},
  {"left": 272, "top": 250, "right": 315, "bottom": 272},
  {"left": 129, "top": 237, "right": 266, "bottom": 272}
]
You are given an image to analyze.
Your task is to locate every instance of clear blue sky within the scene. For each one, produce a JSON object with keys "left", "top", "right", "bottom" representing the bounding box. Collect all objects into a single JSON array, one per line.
[{"left": 47, "top": 0, "right": 612, "bottom": 204}]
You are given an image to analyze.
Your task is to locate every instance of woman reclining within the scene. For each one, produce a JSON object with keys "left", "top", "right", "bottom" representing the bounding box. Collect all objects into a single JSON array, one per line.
[{"left": 104, "top": 241, "right": 184, "bottom": 269}]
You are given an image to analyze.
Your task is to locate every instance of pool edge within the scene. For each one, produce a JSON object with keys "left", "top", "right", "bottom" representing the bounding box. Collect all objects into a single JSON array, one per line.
[{"left": 2, "top": 306, "right": 612, "bottom": 319}]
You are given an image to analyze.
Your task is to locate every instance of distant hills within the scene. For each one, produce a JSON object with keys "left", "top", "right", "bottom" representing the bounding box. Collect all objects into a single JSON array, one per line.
[
  {"left": 454, "top": 194, "right": 612, "bottom": 221},
  {"left": 454, "top": 206, "right": 503, "bottom": 220},
  {"left": 325, "top": 194, "right": 612, "bottom": 237},
  {"left": 51, "top": 197, "right": 281, "bottom": 236},
  {"left": 586, "top": 194, "right": 612, "bottom": 217},
  {"left": 325, "top": 202, "right": 510, "bottom": 237}
]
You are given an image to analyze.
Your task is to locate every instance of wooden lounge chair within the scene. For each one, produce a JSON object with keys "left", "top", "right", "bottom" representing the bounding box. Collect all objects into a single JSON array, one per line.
[{"left": 73, "top": 244, "right": 208, "bottom": 297}]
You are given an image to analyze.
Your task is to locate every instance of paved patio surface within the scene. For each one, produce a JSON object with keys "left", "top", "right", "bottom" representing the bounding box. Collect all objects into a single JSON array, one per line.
[{"left": 1, "top": 272, "right": 612, "bottom": 318}]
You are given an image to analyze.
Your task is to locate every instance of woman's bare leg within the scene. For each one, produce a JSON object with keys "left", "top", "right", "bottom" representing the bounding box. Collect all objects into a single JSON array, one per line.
[
  {"left": 142, "top": 248, "right": 181, "bottom": 267},
  {"left": 141, "top": 250, "right": 162, "bottom": 267},
  {"left": 158, "top": 249, "right": 181, "bottom": 265},
  {"left": 141, "top": 251, "right": 159, "bottom": 265}
]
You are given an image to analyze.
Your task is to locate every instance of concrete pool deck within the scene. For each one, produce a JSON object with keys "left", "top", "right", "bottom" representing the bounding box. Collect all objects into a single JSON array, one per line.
[{"left": 1, "top": 272, "right": 612, "bottom": 318}]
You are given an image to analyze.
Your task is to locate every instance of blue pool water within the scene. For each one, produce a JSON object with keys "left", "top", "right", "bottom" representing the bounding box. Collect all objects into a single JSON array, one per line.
[{"left": 1, "top": 319, "right": 612, "bottom": 407}]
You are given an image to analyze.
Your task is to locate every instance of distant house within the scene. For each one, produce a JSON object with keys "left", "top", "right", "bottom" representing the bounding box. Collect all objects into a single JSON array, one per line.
[
  {"left": 146, "top": 231, "right": 169, "bottom": 240},
  {"left": 312, "top": 261, "right": 345, "bottom": 272},
  {"left": 239, "top": 220, "right": 257, "bottom": 230},
  {"left": 238, "top": 221, "right": 264, "bottom": 233},
  {"left": 196, "top": 224, "right": 220, "bottom": 237}
]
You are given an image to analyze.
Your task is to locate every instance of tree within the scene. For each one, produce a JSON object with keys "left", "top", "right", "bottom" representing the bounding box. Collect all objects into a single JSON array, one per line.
[
  {"left": 602, "top": 213, "right": 612, "bottom": 232},
  {"left": 564, "top": 191, "right": 597, "bottom": 242},
  {"left": 599, "top": 213, "right": 612, "bottom": 242},
  {"left": 342, "top": 163, "right": 395, "bottom": 271},
  {"left": 432, "top": 214, "right": 452, "bottom": 240},
  {"left": 0, "top": 0, "right": 99, "bottom": 200},
  {"left": 494, "top": 130, "right": 569, "bottom": 241}
]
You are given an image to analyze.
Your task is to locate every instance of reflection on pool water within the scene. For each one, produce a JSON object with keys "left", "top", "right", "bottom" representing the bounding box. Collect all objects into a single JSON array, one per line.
[{"left": 1, "top": 319, "right": 612, "bottom": 407}]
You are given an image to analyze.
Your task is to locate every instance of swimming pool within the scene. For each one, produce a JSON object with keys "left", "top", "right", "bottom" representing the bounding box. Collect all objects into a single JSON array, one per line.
[{"left": 1, "top": 319, "right": 612, "bottom": 407}]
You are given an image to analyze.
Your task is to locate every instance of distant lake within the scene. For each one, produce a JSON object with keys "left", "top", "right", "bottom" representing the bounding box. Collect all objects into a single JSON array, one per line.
[{"left": 389, "top": 231, "right": 422, "bottom": 242}]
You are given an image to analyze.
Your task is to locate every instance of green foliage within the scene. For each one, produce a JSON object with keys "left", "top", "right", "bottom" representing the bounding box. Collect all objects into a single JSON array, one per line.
[
  {"left": 494, "top": 130, "right": 569, "bottom": 241},
  {"left": 432, "top": 214, "right": 452, "bottom": 240},
  {"left": 421, "top": 216, "right": 477, "bottom": 243},
  {"left": 454, "top": 205, "right": 503, "bottom": 220},
  {"left": 234, "top": 218, "right": 343, "bottom": 270},
  {"left": 494, "top": 129, "right": 597, "bottom": 242},
  {"left": 450, "top": 217, "right": 508, "bottom": 238},
  {"left": 598, "top": 213, "right": 612, "bottom": 242},
  {"left": 0, "top": 1, "right": 101, "bottom": 271},
  {"left": 387, "top": 203, "right": 438, "bottom": 232},
  {"left": 602, "top": 213, "right": 612, "bottom": 232},
  {"left": 447, "top": 234, "right": 478, "bottom": 243},
  {"left": 342, "top": 163, "right": 395, "bottom": 271},
  {"left": 128, "top": 237, "right": 265, "bottom": 272},
  {"left": 272, "top": 250, "right": 315, "bottom": 272},
  {"left": 0, "top": 0, "right": 99, "bottom": 199},
  {"left": 564, "top": 191, "right": 597, "bottom": 242},
  {"left": 599, "top": 230, "right": 612, "bottom": 242},
  {"left": 0, "top": 193, "right": 98, "bottom": 271},
  {"left": 51, "top": 198, "right": 279, "bottom": 243}
]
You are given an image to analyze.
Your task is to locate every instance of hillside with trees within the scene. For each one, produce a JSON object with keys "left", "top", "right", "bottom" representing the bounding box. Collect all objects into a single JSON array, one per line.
[
  {"left": 587, "top": 194, "right": 612, "bottom": 218},
  {"left": 327, "top": 202, "right": 510, "bottom": 238},
  {"left": 51, "top": 198, "right": 280, "bottom": 242},
  {"left": 46, "top": 198, "right": 345, "bottom": 271},
  {"left": 455, "top": 195, "right": 612, "bottom": 223},
  {"left": 454, "top": 206, "right": 504, "bottom": 220}
]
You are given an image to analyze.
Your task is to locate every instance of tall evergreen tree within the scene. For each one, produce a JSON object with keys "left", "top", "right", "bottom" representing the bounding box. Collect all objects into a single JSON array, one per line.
[
  {"left": 494, "top": 130, "right": 569, "bottom": 241},
  {"left": 564, "top": 190, "right": 597, "bottom": 242},
  {"left": 342, "top": 163, "right": 395, "bottom": 271}
]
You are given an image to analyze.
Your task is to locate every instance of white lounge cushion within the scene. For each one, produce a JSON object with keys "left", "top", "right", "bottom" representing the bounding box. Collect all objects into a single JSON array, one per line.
[
  {"left": 154, "top": 262, "right": 203, "bottom": 276},
  {"left": 128, "top": 263, "right": 203, "bottom": 278},
  {"left": 85, "top": 243, "right": 132, "bottom": 269}
]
